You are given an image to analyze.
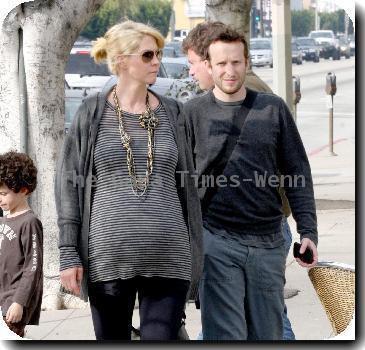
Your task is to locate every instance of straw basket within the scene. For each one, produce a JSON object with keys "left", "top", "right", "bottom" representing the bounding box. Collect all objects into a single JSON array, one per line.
[{"left": 308, "top": 262, "right": 355, "bottom": 335}]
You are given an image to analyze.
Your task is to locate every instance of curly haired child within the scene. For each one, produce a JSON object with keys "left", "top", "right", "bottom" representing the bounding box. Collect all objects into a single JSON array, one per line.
[{"left": 0, "top": 151, "right": 43, "bottom": 338}]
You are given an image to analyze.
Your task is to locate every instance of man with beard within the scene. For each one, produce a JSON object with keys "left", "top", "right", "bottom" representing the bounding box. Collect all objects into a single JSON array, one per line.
[
  {"left": 182, "top": 21, "right": 295, "bottom": 341},
  {"left": 183, "top": 25, "right": 318, "bottom": 340}
]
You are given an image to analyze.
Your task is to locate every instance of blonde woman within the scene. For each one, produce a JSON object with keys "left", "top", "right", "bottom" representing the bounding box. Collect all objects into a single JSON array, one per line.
[{"left": 55, "top": 21, "right": 203, "bottom": 340}]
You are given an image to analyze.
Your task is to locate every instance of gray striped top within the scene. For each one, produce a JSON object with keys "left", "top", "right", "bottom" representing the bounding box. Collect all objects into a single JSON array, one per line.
[{"left": 59, "top": 101, "right": 192, "bottom": 283}]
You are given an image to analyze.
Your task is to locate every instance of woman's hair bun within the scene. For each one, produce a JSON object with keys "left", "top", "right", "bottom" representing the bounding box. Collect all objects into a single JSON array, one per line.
[{"left": 91, "top": 37, "right": 108, "bottom": 63}]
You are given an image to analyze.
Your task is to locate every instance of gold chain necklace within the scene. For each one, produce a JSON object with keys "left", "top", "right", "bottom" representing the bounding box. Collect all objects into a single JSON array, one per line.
[{"left": 112, "top": 86, "right": 159, "bottom": 197}]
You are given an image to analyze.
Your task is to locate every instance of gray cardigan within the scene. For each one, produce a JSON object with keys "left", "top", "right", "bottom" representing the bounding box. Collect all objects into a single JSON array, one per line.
[{"left": 55, "top": 81, "right": 203, "bottom": 301}]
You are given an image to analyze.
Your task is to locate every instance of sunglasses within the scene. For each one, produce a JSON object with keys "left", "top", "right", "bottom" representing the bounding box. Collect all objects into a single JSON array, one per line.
[{"left": 125, "top": 49, "right": 163, "bottom": 63}]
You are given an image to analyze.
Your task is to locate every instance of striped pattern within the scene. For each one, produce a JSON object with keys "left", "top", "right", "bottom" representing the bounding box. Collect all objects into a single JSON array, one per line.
[
  {"left": 59, "top": 246, "right": 82, "bottom": 271},
  {"left": 84, "top": 101, "right": 191, "bottom": 282}
]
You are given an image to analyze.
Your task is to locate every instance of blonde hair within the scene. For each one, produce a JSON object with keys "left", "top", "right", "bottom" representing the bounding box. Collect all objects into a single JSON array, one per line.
[{"left": 91, "top": 20, "right": 165, "bottom": 75}]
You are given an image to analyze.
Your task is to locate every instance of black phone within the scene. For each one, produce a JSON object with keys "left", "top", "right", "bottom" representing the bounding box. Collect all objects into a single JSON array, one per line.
[{"left": 293, "top": 242, "right": 313, "bottom": 264}]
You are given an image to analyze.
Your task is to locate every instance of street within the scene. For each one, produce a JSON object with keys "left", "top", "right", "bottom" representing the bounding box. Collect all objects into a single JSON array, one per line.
[{"left": 252, "top": 56, "right": 355, "bottom": 153}]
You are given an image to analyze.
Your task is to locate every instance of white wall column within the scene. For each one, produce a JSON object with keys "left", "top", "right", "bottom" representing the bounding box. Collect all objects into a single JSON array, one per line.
[{"left": 271, "top": 0, "right": 293, "bottom": 111}]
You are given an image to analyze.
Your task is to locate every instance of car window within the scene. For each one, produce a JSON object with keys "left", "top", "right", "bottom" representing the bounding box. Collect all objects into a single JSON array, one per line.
[
  {"left": 163, "top": 47, "right": 177, "bottom": 58},
  {"left": 310, "top": 32, "right": 332, "bottom": 39},
  {"left": 66, "top": 52, "right": 110, "bottom": 76},
  {"left": 297, "top": 38, "right": 316, "bottom": 46},
  {"left": 250, "top": 40, "right": 271, "bottom": 50}
]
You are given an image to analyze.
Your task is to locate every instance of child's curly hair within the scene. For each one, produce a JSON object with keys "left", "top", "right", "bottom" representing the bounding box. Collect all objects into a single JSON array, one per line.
[{"left": 0, "top": 151, "right": 38, "bottom": 194}]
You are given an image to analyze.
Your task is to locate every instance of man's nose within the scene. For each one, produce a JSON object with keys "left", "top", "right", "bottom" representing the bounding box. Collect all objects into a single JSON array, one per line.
[{"left": 225, "top": 64, "right": 235, "bottom": 75}]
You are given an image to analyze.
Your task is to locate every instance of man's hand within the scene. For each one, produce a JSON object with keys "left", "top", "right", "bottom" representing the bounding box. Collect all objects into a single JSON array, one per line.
[
  {"left": 295, "top": 238, "right": 318, "bottom": 268},
  {"left": 60, "top": 266, "right": 83, "bottom": 296},
  {"left": 6, "top": 302, "right": 23, "bottom": 323}
]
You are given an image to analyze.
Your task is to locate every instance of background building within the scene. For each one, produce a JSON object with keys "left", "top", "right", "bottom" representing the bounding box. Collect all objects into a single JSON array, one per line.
[{"left": 172, "top": 0, "right": 205, "bottom": 33}]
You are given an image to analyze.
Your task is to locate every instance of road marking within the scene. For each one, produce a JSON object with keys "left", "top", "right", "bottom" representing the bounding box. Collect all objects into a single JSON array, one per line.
[{"left": 308, "top": 138, "right": 347, "bottom": 156}]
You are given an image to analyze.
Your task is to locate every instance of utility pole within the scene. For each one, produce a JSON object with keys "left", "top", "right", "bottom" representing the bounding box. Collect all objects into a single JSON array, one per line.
[
  {"left": 259, "top": 0, "right": 264, "bottom": 37},
  {"left": 272, "top": 0, "right": 293, "bottom": 112},
  {"left": 251, "top": 1, "right": 257, "bottom": 38},
  {"left": 345, "top": 12, "right": 349, "bottom": 39},
  {"left": 314, "top": 0, "right": 320, "bottom": 30}
]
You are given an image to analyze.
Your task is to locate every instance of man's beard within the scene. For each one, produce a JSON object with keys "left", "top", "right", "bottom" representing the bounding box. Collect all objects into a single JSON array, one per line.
[{"left": 215, "top": 76, "right": 245, "bottom": 95}]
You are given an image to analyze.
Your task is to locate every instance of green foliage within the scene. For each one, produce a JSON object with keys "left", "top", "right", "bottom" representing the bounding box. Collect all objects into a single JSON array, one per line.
[
  {"left": 80, "top": 0, "right": 172, "bottom": 40},
  {"left": 129, "top": 0, "right": 172, "bottom": 37},
  {"left": 291, "top": 10, "right": 314, "bottom": 37},
  {"left": 319, "top": 11, "right": 341, "bottom": 33},
  {"left": 319, "top": 9, "right": 354, "bottom": 34}
]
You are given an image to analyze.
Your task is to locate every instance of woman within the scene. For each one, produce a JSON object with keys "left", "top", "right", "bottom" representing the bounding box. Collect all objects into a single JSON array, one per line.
[{"left": 55, "top": 21, "right": 202, "bottom": 340}]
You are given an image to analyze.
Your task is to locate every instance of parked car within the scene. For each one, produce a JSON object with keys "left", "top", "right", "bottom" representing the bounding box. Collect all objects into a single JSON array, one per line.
[
  {"left": 348, "top": 34, "right": 355, "bottom": 56},
  {"left": 250, "top": 38, "right": 273, "bottom": 68},
  {"left": 163, "top": 46, "right": 178, "bottom": 58},
  {"left": 161, "top": 57, "right": 190, "bottom": 79},
  {"left": 295, "top": 37, "right": 320, "bottom": 62},
  {"left": 165, "top": 41, "right": 184, "bottom": 57},
  {"left": 291, "top": 42, "right": 303, "bottom": 65},
  {"left": 173, "top": 29, "right": 189, "bottom": 42},
  {"left": 64, "top": 88, "right": 88, "bottom": 133},
  {"left": 338, "top": 37, "right": 351, "bottom": 59},
  {"left": 308, "top": 30, "right": 340, "bottom": 60}
]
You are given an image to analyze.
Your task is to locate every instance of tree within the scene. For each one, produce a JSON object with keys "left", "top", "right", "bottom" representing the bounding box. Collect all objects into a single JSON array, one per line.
[
  {"left": 128, "top": 0, "right": 172, "bottom": 37},
  {"left": 319, "top": 11, "right": 341, "bottom": 34},
  {"left": 0, "top": 0, "right": 106, "bottom": 310},
  {"left": 80, "top": 0, "right": 172, "bottom": 40},
  {"left": 291, "top": 10, "right": 314, "bottom": 37},
  {"left": 80, "top": 0, "right": 133, "bottom": 39}
]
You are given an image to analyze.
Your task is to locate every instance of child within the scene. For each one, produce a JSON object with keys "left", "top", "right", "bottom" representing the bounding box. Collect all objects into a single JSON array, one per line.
[{"left": 0, "top": 151, "right": 43, "bottom": 338}]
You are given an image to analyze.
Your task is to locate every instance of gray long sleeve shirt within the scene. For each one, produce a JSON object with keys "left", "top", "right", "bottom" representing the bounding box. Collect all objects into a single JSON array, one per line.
[{"left": 184, "top": 89, "right": 318, "bottom": 245}]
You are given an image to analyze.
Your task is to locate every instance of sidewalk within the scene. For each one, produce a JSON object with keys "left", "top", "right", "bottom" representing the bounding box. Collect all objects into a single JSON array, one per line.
[{"left": 6, "top": 138, "right": 356, "bottom": 341}]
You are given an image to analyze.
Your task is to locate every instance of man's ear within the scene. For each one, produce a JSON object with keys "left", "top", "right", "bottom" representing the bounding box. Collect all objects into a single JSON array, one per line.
[
  {"left": 246, "top": 57, "right": 250, "bottom": 71},
  {"left": 204, "top": 59, "right": 212, "bottom": 75},
  {"left": 20, "top": 187, "right": 29, "bottom": 196}
]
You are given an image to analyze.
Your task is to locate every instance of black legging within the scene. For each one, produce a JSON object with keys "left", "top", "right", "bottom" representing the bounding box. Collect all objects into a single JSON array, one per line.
[{"left": 89, "top": 276, "right": 189, "bottom": 340}]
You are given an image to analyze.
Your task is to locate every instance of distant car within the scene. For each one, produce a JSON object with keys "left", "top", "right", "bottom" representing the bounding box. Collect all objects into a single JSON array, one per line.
[
  {"left": 348, "top": 34, "right": 355, "bottom": 56},
  {"left": 64, "top": 88, "right": 87, "bottom": 133},
  {"left": 162, "top": 57, "right": 190, "bottom": 79},
  {"left": 173, "top": 29, "right": 189, "bottom": 42},
  {"left": 163, "top": 46, "right": 178, "bottom": 58},
  {"left": 165, "top": 41, "right": 184, "bottom": 57},
  {"left": 338, "top": 37, "right": 351, "bottom": 59},
  {"left": 291, "top": 42, "right": 303, "bottom": 65},
  {"left": 250, "top": 38, "right": 273, "bottom": 68},
  {"left": 309, "top": 30, "right": 340, "bottom": 60},
  {"left": 295, "top": 37, "right": 320, "bottom": 62}
]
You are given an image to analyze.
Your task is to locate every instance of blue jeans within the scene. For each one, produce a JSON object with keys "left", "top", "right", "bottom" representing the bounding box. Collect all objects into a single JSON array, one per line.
[
  {"left": 199, "top": 226, "right": 286, "bottom": 340},
  {"left": 282, "top": 218, "right": 296, "bottom": 340}
]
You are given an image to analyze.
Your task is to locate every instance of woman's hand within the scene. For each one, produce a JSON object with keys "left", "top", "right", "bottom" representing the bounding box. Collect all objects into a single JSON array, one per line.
[
  {"left": 6, "top": 302, "right": 23, "bottom": 323},
  {"left": 60, "top": 267, "right": 84, "bottom": 296}
]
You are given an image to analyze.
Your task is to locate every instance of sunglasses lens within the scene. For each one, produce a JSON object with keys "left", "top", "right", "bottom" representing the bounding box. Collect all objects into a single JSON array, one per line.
[
  {"left": 141, "top": 50, "right": 162, "bottom": 63},
  {"left": 142, "top": 51, "right": 154, "bottom": 62}
]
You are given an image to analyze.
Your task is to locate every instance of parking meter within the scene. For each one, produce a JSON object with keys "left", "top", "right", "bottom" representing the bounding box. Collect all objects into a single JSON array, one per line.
[
  {"left": 325, "top": 72, "right": 337, "bottom": 96},
  {"left": 292, "top": 75, "right": 301, "bottom": 105},
  {"left": 325, "top": 72, "right": 337, "bottom": 156}
]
